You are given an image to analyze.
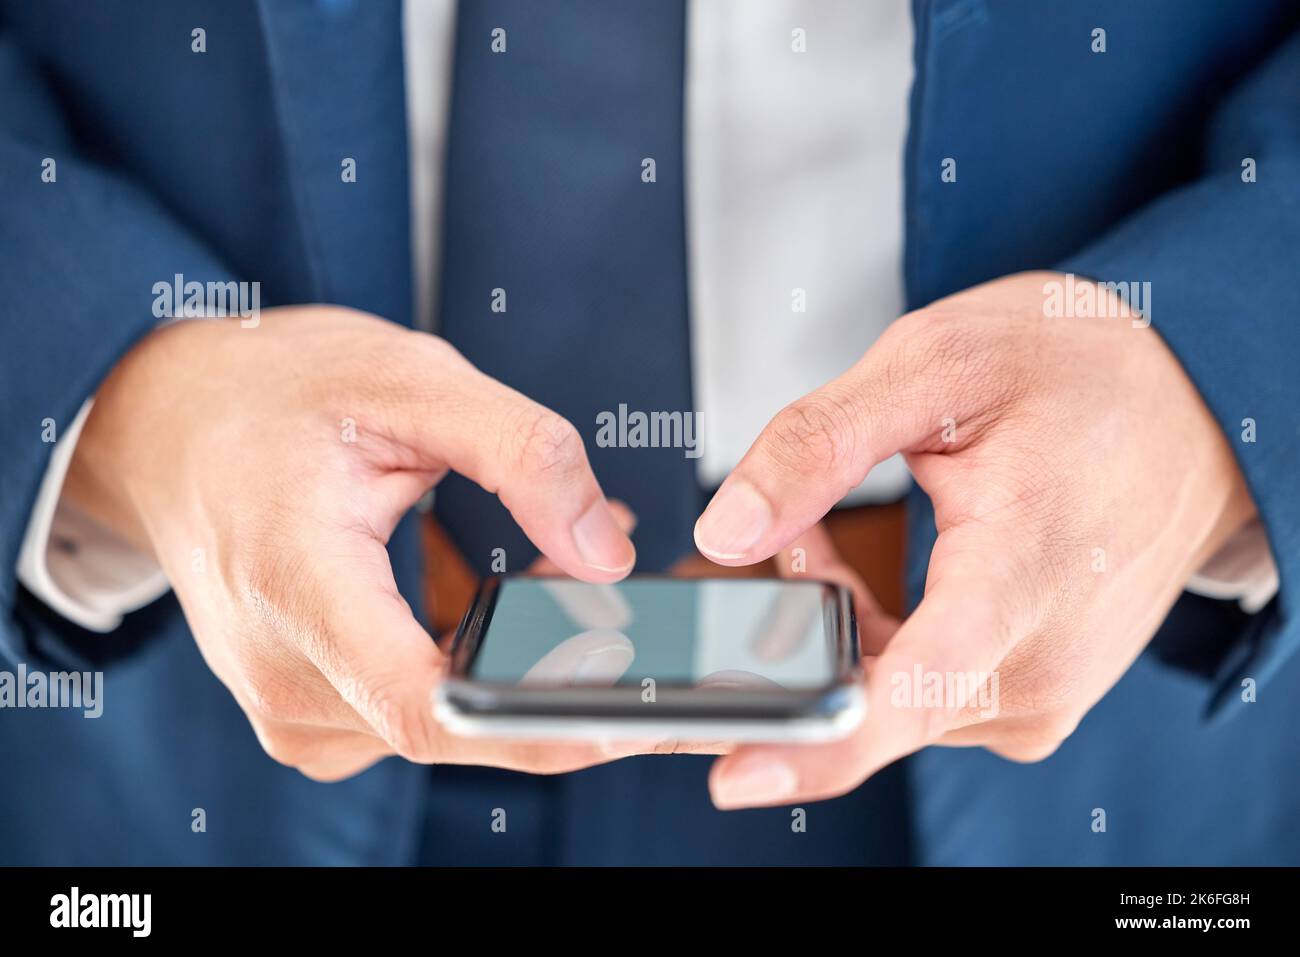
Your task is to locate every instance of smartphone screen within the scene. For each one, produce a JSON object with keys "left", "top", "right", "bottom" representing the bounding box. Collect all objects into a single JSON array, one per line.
[{"left": 468, "top": 578, "right": 843, "bottom": 690}]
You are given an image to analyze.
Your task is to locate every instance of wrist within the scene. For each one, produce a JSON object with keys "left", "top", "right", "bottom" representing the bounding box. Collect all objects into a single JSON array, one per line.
[
  {"left": 1134, "top": 321, "right": 1258, "bottom": 576},
  {"left": 61, "top": 322, "right": 200, "bottom": 558}
]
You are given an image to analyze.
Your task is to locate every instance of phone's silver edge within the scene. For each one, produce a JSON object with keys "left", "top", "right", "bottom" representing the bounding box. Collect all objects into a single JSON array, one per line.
[{"left": 432, "top": 686, "right": 867, "bottom": 744}]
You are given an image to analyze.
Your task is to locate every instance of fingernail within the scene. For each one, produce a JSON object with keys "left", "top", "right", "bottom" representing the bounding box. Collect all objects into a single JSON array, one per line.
[
  {"left": 694, "top": 479, "right": 772, "bottom": 560},
  {"left": 573, "top": 500, "right": 636, "bottom": 573},
  {"left": 712, "top": 757, "right": 799, "bottom": 809}
]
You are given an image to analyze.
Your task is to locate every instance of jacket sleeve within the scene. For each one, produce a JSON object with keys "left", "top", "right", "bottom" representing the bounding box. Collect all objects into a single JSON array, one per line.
[
  {"left": 1060, "top": 28, "right": 1300, "bottom": 717},
  {"left": 0, "top": 29, "right": 235, "bottom": 668}
]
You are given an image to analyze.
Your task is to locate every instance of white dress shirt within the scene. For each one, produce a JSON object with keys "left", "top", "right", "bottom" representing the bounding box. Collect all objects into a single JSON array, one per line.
[{"left": 16, "top": 0, "right": 1278, "bottom": 632}]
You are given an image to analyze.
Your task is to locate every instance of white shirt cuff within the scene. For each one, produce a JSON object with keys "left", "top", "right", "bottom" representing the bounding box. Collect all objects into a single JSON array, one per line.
[
  {"left": 1186, "top": 517, "right": 1279, "bottom": 615},
  {"left": 15, "top": 399, "right": 171, "bottom": 633}
]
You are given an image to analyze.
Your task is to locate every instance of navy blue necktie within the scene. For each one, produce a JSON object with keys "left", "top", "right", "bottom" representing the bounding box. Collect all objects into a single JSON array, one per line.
[
  {"left": 423, "top": 2, "right": 912, "bottom": 866},
  {"left": 435, "top": 0, "right": 699, "bottom": 574}
]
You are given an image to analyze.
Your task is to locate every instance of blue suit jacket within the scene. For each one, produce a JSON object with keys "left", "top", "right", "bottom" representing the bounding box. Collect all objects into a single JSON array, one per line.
[{"left": 2, "top": 0, "right": 1298, "bottom": 864}]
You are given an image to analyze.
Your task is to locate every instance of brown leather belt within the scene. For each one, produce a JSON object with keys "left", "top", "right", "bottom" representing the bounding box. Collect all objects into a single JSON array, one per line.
[{"left": 423, "top": 502, "right": 908, "bottom": 635}]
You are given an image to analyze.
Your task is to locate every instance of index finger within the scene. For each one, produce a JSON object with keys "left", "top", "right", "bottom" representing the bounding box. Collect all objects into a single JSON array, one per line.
[{"left": 384, "top": 338, "right": 635, "bottom": 582}]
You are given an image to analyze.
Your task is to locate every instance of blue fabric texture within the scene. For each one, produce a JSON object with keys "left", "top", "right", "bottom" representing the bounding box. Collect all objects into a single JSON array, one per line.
[{"left": 1, "top": 0, "right": 1297, "bottom": 864}]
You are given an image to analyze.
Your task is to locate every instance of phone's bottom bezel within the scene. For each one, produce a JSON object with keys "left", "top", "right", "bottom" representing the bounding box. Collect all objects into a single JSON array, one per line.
[{"left": 433, "top": 683, "right": 867, "bottom": 743}]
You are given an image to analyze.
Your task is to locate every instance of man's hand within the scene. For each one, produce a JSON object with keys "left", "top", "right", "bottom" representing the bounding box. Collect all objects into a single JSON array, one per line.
[
  {"left": 696, "top": 271, "right": 1257, "bottom": 808},
  {"left": 63, "top": 306, "right": 643, "bottom": 781}
]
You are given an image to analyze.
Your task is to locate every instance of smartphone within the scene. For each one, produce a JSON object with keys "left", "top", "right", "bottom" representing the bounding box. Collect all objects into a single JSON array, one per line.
[{"left": 434, "top": 575, "right": 865, "bottom": 743}]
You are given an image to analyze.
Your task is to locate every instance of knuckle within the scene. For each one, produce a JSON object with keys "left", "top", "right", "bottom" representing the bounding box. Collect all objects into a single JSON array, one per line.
[
  {"left": 511, "top": 409, "right": 585, "bottom": 478},
  {"left": 894, "top": 306, "right": 1029, "bottom": 425},
  {"left": 366, "top": 688, "right": 434, "bottom": 761},
  {"left": 414, "top": 331, "right": 467, "bottom": 368},
  {"left": 994, "top": 715, "right": 1078, "bottom": 764},
  {"left": 1037, "top": 709, "right": 1081, "bottom": 749},
  {"left": 296, "top": 764, "right": 345, "bottom": 784},
  {"left": 252, "top": 726, "right": 309, "bottom": 769},
  {"left": 906, "top": 311, "right": 984, "bottom": 382},
  {"left": 765, "top": 394, "right": 858, "bottom": 477},
  {"left": 297, "top": 757, "right": 378, "bottom": 784},
  {"left": 998, "top": 737, "right": 1064, "bottom": 764}
]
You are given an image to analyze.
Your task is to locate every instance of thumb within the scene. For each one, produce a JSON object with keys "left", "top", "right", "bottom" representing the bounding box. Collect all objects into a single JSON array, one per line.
[{"left": 695, "top": 322, "right": 959, "bottom": 566}]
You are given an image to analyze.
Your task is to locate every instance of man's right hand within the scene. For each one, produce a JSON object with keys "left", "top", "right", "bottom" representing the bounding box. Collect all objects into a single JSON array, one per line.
[{"left": 62, "top": 305, "right": 642, "bottom": 781}]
